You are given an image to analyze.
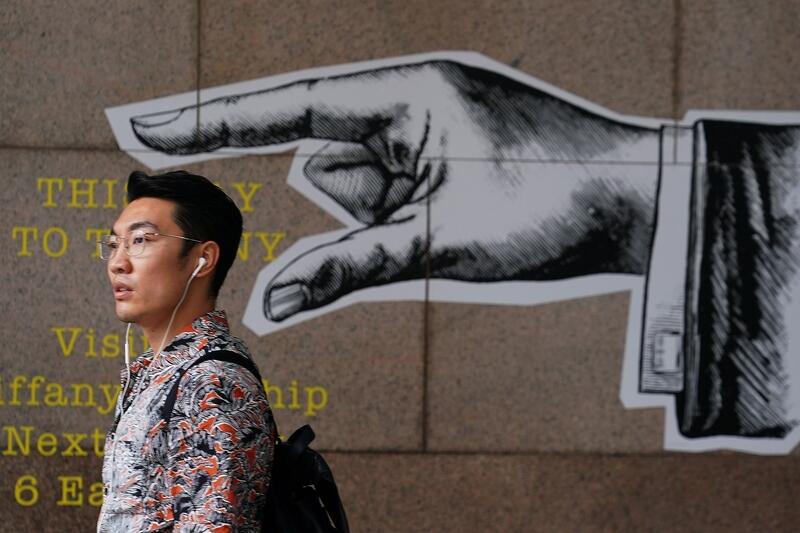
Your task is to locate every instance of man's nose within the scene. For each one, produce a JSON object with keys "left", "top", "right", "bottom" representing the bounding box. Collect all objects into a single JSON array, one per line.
[{"left": 108, "top": 247, "right": 132, "bottom": 274}]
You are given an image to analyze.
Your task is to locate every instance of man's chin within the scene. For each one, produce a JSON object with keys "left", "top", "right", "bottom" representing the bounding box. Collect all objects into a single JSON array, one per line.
[{"left": 114, "top": 305, "right": 139, "bottom": 324}]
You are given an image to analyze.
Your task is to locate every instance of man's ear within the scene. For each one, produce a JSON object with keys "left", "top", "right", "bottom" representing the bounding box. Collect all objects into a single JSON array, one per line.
[{"left": 194, "top": 241, "right": 220, "bottom": 278}]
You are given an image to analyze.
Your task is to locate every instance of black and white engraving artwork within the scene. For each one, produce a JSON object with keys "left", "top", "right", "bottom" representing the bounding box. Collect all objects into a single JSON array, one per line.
[{"left": 106, "top": 52, "right": 800, "bottom": 455}]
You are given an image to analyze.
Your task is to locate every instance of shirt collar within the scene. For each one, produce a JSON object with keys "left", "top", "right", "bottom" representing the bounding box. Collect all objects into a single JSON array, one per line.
[{"left": 129, "top": 309, "right": 231, "bottom": 374}]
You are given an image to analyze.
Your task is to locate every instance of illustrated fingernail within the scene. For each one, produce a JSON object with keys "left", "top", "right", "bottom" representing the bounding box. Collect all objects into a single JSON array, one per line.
[
  {"left": 131, "top": 109, "right": 182, "bottom": 127},
  {"left": 267, "top": 283, "right": 309, "bottom": 321}
]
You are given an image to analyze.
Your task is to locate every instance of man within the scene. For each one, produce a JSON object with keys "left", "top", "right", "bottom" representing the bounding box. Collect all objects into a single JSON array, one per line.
[{"left": 96, "top": 170, "right": 276, "bottom": 532}]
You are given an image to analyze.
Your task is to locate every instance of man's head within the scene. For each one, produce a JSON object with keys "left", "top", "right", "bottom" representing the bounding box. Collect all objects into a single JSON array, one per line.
[
  {"left": 106, "top": 170, "right": 242, "bottom": 328},
  {"left": 126, "top": 170, "right": 243, "bottom": 296}
]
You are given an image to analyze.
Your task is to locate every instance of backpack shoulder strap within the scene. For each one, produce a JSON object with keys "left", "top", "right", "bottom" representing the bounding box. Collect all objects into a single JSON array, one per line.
[{"left": 160, "top": 349, "right": 262, "bottom": 425}]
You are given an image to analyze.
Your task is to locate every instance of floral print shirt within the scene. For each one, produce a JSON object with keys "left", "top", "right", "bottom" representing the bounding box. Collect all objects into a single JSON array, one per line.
[{"left": 97, "top": 310, "right": 276, "bottom": 532}]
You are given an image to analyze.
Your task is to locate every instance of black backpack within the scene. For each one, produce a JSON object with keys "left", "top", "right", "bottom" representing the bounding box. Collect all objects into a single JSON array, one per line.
[{"left": 162, "top": 350, "right": 350, "bottom": 532}]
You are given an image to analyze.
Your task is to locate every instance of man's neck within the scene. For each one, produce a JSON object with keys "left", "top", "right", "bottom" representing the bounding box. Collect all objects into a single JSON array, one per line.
[{"left": 143, "top": 301, "right": 215, "bottom": 355}]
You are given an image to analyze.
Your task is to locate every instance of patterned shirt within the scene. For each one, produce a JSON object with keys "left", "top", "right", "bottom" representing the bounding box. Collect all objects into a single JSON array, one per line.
[{"left": 97, "top": 310, "right": 276, "bottom": 532}]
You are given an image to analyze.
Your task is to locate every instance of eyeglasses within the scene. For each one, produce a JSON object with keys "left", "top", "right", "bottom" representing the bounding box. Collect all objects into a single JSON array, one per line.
[{"left": 98, "top": 230, "right": 202, "bottom": 260}]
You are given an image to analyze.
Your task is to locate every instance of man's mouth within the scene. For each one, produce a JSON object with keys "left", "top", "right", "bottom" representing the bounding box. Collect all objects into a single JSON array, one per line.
[{"left": 114, "top": 283, "right": 134, "bottom": 300}]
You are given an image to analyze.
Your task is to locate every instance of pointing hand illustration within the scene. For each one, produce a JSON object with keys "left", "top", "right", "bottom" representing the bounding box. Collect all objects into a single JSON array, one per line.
[
  {"left": 123, "top": 54, "right": 800, "bottom": 448},
  {"left": 131, "top": 61, "right": 660, "bottom": 321}
]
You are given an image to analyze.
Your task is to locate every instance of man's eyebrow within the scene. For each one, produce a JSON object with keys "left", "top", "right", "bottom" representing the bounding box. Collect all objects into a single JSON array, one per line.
[
  {"left": 129, "top": 221, "right": 159, "bottom": 232},
  {"left": 110, "top": 220, "right": 159, "bottom": 236}
]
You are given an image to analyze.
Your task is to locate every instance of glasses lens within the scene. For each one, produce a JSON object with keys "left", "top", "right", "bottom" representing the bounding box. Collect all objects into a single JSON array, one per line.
[
  {"left": 128, "top": 230, "right": 147, "bottom": 257},
  {"left": 98, "top": 236, "right": 117, "bottom": 260}
]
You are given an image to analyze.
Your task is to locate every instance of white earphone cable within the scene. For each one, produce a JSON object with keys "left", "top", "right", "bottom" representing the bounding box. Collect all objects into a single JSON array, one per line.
[{"left": 156, "top": 259, "right": 205, "bottom": 358}]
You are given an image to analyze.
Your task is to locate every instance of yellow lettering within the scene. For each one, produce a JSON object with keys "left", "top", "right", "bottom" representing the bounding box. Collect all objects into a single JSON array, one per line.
[
  {"left": 42, "top": 226, "right": 68, "bottom": 257},
  {"left": 85, "top": 228, "right": 110, "bottom": 259},
  {"left": 92, "top": 427, "right": 106, "bottom": 457},
  {"left": 304, "top": 386, "right": 328, "bottom": 416},
  {"left": 36, "top": 432, "right": 58, "bottom": 457},
  {"left": 51, "top": 327, "right": 82, "bottom": 357},
  {"left": 37, "top": 177, "right": 63, "bottom": 207},
  {"left": 255, "top": 231, "right": 285, "bottom": 262},
  {"left": 26, "top": 376, "right": 45, "bottom": 406},
  {"left": 3, "top": 426, "right": 32, "bottom": 456},
  {"left": 232, "top": 182, "right": 263, "bottom": 213},
  {"left": 62, "top": 433, "right": 88, "bottom": 457},
  {"left": 122, "top": 180, "right": 129, "bottom": 207},
  {"left": 101, "top": 333, "right": 120, "bottom": 358},
  {"left": 14, "top": 475, "right": 38, "bottom": 506},
  {"left": 97, "top": 384, "right": 120, "bottom": 416},
  {"left": 102, "top": 178, "right": 118, "bottom": 208},
  {"left": 9, "top": 375, "right": 26, "bottom": 405},
  {"left": 237, "top": 231, "right": 252, "bottom": 261},
  {"left": 288, "top": 379, "right": 301, "bottom": 409},
  {"left": 70, "top": 384, "right": 96, "bottom": 407},
  {"left": 44, "top": 383, "right": 68, "bottom": 407},
  {"left": 263, "top": 379, "right": 285, "bottom": 409},
  {"left": 85, "top": 328, "right": 97, "bottom": 357},
  {"left": 11, "top": 226, "right": 38, "bottom": 257},
  {"left": 89, "top": 482, "right": 104, "bottom": 507},
  {"left": 67, "top": 178, "right": 98, "bottom": 208},
  {"left": 57, "top": 476, "right": 83, "bottom": 506}
]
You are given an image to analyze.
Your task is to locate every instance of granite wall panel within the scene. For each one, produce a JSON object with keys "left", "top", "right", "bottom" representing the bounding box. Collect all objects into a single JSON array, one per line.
[
  {"left": 199, "top": 0, "right": 675, "bottom": 117},
  {"left": 327, "top": 452, "right": 798, "bottom": 532},
  {"left": 426, "top": 294, "right": 664, "bottom": 453},
  {"left": 0, "top": 0, "right": 197, "bottom": 149},
  {"left": 678, "top": 0, "right": 800, "bottom": 111},
  {"left": 1, "top": 450, "right": 797, "bottom": 531}
]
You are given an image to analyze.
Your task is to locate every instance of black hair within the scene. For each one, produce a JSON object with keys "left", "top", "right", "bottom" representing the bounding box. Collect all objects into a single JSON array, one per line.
[{"left": 126, "top": 170, "right": 243, "bottom": 298}]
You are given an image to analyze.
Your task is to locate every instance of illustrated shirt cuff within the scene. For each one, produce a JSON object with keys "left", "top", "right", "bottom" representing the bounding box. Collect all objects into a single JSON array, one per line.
[{"left": 639, "top": 123, "right": 705, "bottom": 393}]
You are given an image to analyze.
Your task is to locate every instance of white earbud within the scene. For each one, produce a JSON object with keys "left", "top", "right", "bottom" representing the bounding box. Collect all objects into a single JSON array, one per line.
[{"left": 192, "top": 256, "right": 207, "bottom": 277}]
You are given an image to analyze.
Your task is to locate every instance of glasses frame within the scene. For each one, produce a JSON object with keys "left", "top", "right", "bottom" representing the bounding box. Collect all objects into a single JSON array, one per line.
[{"left": 98, "top": 231, "right": 202, "bottom": 260}]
